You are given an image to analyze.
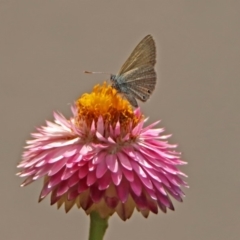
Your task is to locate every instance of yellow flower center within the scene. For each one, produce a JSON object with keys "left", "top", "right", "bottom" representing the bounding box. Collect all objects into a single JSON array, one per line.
[{"left": 75, "top": 82, "right": 142, "bottom": 129}]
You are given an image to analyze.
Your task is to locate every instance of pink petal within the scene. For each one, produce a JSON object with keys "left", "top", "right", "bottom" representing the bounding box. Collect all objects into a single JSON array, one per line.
[
  {"left": 117, "top": 151, "right": 132, "bottom": 170},
  {"left": 77, "top": 179, "right": 88, "bottom": 193},
  {"left": 131, "top": 161, "right": 147, "bottom": 178},
  {"left": 145, "top": 194, "right": 158, "bottom": 214},
  {"left": 90, "top": 184, "right": 104, "bottom": 203},
  {"left": 97, "top": 116, "right": 104, "bottom": 135},
  {"left": 111, "top": 168, "right": 122, "bottom": 186},
  {"left": 57, "top": 181, "right": 69, "bottom": 197},
  {"left": 50, "top": 189, "right": 61, "bottom": 205},
  {"left": 96, "top": 157, "right": 107, "bottom": 178},
  {"left": 131, "top": 191, "right": 148, "bottom": 209},
  {"left": 78, "top": 164, "right": 88, "bottom": 179},
  {"left": 114, "top": 121, "right": 121, "bottom": 136},
  {"left": 167, "top": 187, "right": 183, "bottom": 202},
  {"left": 107, "top": 136, "right": 116, "bottom": 144},
  {"left": 48, "top": 159, "right": 67, "bottom": 176},
  {"left": 106, "top": 154, "right": 118, "bottom": 172},
  {"left": 63, "top": 146, "right": 77, "bottom": 157},
  {"left": 92, "top": 151, "right": 106, "bottom": 165},
  {"left": 61, "top": 167, "right": 78, "bottom": 180},
  {"left": 121, "top": 167, "right": 134, "bottom": 182},
  {"left": 33, "top": 164, "right": 52, "bottom": 180},
  {"left": 18, "top": 168, "right": 36, "bottom": 177},
  {"left": 145, "top": 188, "right": 157, "bottom": 200},
  {"left": 43, "top": 138, "right": 79, "bottom": 149},
  {"left": 143, "top": 167, "right": 163, "bottom": 183},
  {"left": 135, "top": 151, "right": 153, "bottom": 168},
  {"left": 86, "top": 171, "right": 97, "bottom": 186},
  {"left": 35, "top": 160, "right": 46, "bottom": 167},
  {"left": 130, "top": 174, "right": 142, "bottom": 196},
  {"left": 39, "top": 182, "right": 53, "bottom": 200},
  {"left": 68, "top": 186, "right": 79, "bottom": 201},
  {"left": 47, "top": 148, "right": 65, "bottom": 163},
  {"left": 141, "top": 120, "right": 161, "bottom": 132},
  {"left": 67, "top": 172, "right": 80, "bottom": 187},
  {"left": 96, "top": 131, "right": 106, "bottom": 142},
  {"left": 131, "top": 120, "right": 144, "bottom": 136},
  {"left": 90, "top": 120, "right": 96, "bottom": 133},
  {"left": 152, "top": 180, "right": 168, "bottom": 196},
  {"left": 48, "top": 169, "right": 64, "bottom": 188},
  {"left": 22, "top": 151, "right": 49, "bottom": 167},
  {"left": 98, "top": 171, "right": 111, "bottom": 190},
  {"left": 80, "top": 145, "right": 92, "bottom": 155},
  {"left": 156, "top": 192, "right": 174, "bottom": 210},
  {"left": 20, "top": 176, "right": 34, "bottom": 187},
  {"left": 139, "top": 174, "right": 153, "bottom": 189},
  {"left": 116, "top": 177, "right": 129, "bottom": 203}
]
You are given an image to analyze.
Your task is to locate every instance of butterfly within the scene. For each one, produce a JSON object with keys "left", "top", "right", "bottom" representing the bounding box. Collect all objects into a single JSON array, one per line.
[{"left": 110, "top": 35, "right": 157, "bottom": 107}]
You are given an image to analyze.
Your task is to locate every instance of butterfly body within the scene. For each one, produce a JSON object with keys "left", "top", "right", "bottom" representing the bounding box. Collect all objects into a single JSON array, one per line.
[
  {"left": 110, "top": 35, "right": 157, "bottom": 107},
  {"left": 110, "top": 74, "right": 128, "bottom": 93}
]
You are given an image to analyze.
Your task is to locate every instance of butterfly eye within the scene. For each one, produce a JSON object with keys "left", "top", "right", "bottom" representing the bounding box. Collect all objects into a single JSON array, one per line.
[{"left": 147, "top": 90, "right": 151, "bottom": 94}]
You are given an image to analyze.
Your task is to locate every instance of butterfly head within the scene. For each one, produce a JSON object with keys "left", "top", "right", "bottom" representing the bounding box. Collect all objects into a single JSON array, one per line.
[
  {"left": 110, "top": 74, "right": 116, "bottom": 82},
  {"left": 110, "top": 74, "right": 118, "bottom": 90}
]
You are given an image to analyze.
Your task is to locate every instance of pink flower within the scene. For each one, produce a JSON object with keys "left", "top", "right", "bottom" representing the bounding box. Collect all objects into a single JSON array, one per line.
[{"left": 17, "top": 83, "right": 188, "bottom": 220}]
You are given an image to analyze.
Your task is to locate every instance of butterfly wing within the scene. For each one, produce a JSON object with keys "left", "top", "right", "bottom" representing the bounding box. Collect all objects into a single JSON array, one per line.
[
  {"left": 123, "top": 92, "right": 138, "bottom": 108},
  {"left": 118, "top": 35, "right": 156, "bottom": 75},
  {"left": 120, "top": 65, "right": 156, "bottom": 103}
]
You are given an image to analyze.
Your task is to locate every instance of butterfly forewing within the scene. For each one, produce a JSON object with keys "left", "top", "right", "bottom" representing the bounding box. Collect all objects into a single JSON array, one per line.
[{"left": 118, "top": 35, "right": 156, "bottom": 75}]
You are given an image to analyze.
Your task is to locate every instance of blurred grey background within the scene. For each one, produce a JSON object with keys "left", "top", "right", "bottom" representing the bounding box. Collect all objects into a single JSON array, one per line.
[{"left": 1, "top": 1, "right": 240, "bottom": 240}]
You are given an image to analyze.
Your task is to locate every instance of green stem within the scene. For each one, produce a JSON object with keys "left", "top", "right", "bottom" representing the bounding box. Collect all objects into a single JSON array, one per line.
[{"left": 88, "top": 212, "right": 109, "bottom": 240}]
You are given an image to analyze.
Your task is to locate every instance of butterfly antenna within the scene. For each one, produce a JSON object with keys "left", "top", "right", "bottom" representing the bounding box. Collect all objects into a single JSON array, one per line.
[{"left": 84, "top": 70, "right": 111, "bottom": 75}]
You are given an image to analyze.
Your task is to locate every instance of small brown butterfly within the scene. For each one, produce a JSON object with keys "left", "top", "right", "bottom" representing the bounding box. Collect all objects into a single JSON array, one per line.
[
  {"left": 85, "top": 35, "right": 157, "bottom": 107},
  {"left": 110, "top": 35, "right": 157, "bottom": 107}
]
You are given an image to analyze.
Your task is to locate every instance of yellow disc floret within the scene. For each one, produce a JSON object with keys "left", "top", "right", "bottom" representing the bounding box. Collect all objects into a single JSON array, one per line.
[{"left": 75, "top": 82, "right": 142, "bottom": 129}]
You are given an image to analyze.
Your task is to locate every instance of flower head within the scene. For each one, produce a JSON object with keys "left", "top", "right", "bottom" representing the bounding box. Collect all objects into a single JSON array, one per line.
[{"left": 17, "top": 82, "right": 188, "bottom": 220}]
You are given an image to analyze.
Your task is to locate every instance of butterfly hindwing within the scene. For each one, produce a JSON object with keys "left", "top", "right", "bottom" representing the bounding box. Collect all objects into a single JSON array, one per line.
[
  {"left": 120, "top": 65, "right": 156, "bottom": 102},
  {"left": 123, "top": 92, "right": 138, "bottom": 108}
]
